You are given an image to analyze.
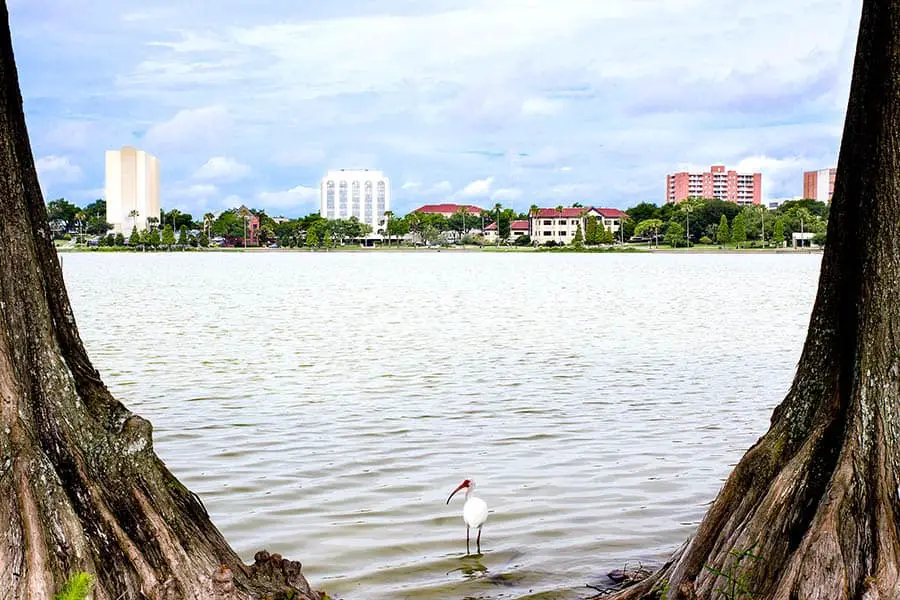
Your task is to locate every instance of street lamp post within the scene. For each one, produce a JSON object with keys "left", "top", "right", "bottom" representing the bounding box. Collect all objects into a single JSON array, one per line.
[
  {"left": 761, "top": 208, "right": 765, "bottom": 244},
  {"left": 686, "top": 210, "right": 690, "bottom": 247}
]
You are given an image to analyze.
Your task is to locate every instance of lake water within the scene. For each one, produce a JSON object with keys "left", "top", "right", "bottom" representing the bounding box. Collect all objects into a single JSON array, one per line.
[{"left": 62, "top": 251, "right": 822, "bottom": 600}]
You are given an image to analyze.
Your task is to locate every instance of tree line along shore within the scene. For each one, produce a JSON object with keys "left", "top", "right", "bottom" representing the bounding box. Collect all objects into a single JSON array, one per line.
[{"left": 48, "top": 195, "right": 828, "bottom": 251}]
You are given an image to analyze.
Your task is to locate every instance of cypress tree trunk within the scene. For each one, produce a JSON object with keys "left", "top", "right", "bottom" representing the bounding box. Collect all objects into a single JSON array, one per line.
[
  {"left": 0, "top": 4, "right": 320, "bottom": 599},
  {"left": 609, "top": 0, "right": 900, "bottom": 598}
]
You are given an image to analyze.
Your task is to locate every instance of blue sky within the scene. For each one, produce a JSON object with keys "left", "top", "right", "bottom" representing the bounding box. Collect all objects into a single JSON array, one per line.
[{"left": 13, "top": 0, "right": 860, "bottom": 217}]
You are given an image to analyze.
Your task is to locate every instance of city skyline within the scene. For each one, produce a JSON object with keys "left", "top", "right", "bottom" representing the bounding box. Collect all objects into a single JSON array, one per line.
[{"left": 18, "top": 0, "right": 859, "bottom": 218}]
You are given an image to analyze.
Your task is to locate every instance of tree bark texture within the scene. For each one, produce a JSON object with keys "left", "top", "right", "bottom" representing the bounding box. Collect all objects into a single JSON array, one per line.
[
  {"left": 0, "top": 4, "right": 320, "bottom": 599},
  {"left": 609, "top": 1, "right": 900, "bottom": 598}
]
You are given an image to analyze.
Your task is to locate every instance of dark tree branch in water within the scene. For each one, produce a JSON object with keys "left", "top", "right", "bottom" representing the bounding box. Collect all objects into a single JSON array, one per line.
[
  {"left": 608, "top": 0, "right": 900, "bottom": 598},
  {"left": 0, "top": 3, "right": 320, "bottom": 598}
]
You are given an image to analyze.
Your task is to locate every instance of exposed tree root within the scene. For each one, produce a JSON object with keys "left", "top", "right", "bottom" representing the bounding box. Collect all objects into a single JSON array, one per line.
[
  {"left": 0, "top": 3, "right": 322, "bottom": 598},
  {"left": 605, "top": 0, "right": 900, "bottom": 597}
]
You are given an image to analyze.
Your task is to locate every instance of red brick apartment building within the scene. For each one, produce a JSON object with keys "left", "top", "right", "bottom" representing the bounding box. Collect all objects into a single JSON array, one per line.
[
  {"left": 666, "top": 165, "right": 762, "bottom": 205},
  {"left": 803, "top": 168, "right": 836, "bottom": 203}
]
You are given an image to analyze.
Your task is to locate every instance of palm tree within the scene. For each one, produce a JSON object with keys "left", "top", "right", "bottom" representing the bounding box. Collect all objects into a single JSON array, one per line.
[
  {"left": 127, "top": 209, "right": 139, "bottom": 234},
  {"left": 679, "top": 198, "right": 700, "bottom": 246},
  {"left": 383, "top": 210, "right": 393, "bottom": 246},
  {"left": 555, "top": 205, "right": 564, "bottom": 244},
  {"left": 407, "top": 212, "right": 421, "bottom": 245},
  {"left": 239, "top": 206, "right": 250, "bottom": 248},
  {"left": 529, "top": 204, "right": 539, "bottom": 238},
  {"left": 204, "top": 212, "right": 215, "bottom": 239},
  {"left": 75, "top": 211, "right": 86, "bottom": 243},
  {"left": 455, "top": 206, "right": 468, "bottom": 241}
]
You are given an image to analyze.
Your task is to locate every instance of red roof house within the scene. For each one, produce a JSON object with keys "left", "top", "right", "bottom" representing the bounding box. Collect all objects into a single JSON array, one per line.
[
  {"left": 413, "top": 204, "right": 485, "bottom": 218},
  {"left": 533, "top": 207, "right": 587, "bottom": 218},
  {"left": 592, "top": 208, "right": 630, "bottom": 220},
  {"left": 484, "top": 220, "right": 530, "bottom": 232}
]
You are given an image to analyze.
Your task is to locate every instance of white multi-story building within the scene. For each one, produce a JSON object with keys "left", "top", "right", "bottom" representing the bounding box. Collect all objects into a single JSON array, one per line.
[
  {"left": 105, "top": 146, "right": 160, "bottom": 234},
  {"left": 320, "top": 169, "right": 391, "bottom": 234}
]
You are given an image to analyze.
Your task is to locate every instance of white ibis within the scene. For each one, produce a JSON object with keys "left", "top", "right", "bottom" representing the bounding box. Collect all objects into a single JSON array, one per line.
[{"left": 446, "top": 478, "right": 488, "bottom": 555}]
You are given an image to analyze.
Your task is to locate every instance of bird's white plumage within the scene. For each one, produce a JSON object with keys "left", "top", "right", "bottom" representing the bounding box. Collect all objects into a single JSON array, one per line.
[{"left": 463, "top": 496, "right": 488, "bottom": 529}]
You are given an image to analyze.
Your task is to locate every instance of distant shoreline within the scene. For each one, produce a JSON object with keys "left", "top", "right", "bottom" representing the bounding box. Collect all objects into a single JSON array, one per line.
[{"left": 55, "top": 245, "right": 824, "bottom": 255}]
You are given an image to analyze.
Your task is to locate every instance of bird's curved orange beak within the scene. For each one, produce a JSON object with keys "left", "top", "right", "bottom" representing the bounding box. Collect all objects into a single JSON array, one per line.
[{"left": 446, "top": 480, "right": 469, "bottom": 504}]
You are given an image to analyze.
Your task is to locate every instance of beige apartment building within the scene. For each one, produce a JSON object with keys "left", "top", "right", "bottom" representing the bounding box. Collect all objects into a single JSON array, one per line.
[
  {"left": 105, "top": 146, "right": 160, "bottom": 234},
  {"left": 530, "top": 207, "right": 628, "bottom": 245}
]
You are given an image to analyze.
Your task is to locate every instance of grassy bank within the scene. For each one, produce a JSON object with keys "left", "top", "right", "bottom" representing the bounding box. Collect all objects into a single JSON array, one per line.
[{"left": 54, "top": 243, "right": 821, "bottom": 255}]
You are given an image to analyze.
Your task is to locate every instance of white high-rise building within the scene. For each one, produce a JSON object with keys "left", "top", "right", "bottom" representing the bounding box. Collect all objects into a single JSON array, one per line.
[
  {"left": 320, "top": 169, "right": 390, "bottom": 234},
  {"left": 105, "top": 146, "right": 160, "bottom": 234}
]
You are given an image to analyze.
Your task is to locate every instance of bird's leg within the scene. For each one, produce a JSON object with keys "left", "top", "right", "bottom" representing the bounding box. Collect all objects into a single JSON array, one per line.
[
  {"left": 466, "top": 527, "right": 470, "bottom": 555},
  {"left": 477, "top": 528, "right": 482, "bottom": 555}
]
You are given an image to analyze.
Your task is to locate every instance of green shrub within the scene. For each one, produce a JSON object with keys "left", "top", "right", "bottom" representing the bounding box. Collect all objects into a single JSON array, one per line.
[
  {"left": 699, "top": 236, "right": 713, "bottom": 245},
  {"left": 56, "top": 572, "right": 93, "bottom": 600}
]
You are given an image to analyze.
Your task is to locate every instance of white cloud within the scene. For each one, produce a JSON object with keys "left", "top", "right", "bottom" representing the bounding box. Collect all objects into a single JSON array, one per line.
[
  {"left": 545, "top": 182, "right": 601, "bottom": 199},
  {"left": 172, "top": 184, "right": 219, "bottom": 198},
  {"left": 459, "top": 176, "right": 494, "bottom": 197},
  {"left": 521, "top": 97, "right": 565, "bottom": 116},
  {"left": 401, "top": 181, "right": 421, "bottom": 190},
  {"left": 221, "top": 194, "right": 244, "bottom": 209},
  {"left": 35, "top": 155, "right": 82, "bottom": 183},
  {"left": 193, "top": 156, "right": 252, "bottom": 181},
  {"left": 733, "top": 155, "right": 817, "bottom": 202},
  {"left": 256, "top": 185, "right": 320, "bottom": 209},
  {"left": 491, "top": 188, "right": 522, "bottom": 202},
  {"left": 515, "top": 146, "right": 566, "bottom": 169},
  {"left": 732, "top": 155, "right": 812, "bottom": 175},
  {"left": 424, "top": 181, "right": 453, "bottom": 195},
  {"left": 21, "top": 0, "right": 859, "bottom": 214},
  {"left": 43, "top": 122, "right": 94, "bottom": 150},
  {"left": 144, "top": 105, "right": 231, "bottom": 149},
  {"left": 272, "top": 148, "right": 326, "bottom": 166}
]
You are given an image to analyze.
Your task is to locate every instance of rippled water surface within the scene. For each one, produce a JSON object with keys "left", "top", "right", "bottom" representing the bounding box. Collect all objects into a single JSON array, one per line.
[{"left": 62, "top": 251, "right": 821, "bottom": 599}]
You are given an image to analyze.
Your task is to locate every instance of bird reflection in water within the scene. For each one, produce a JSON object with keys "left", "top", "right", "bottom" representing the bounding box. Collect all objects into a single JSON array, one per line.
[{"left": 447, "top": 553, "right": 488, "bottom": 580}]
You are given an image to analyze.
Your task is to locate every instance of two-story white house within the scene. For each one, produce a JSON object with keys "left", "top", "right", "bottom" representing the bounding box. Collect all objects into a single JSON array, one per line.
[
  {"left": 529, "top": 207, "right": 630, "bottom": 245},
  {"left": 530, "top": 208, "right": 585, "bottom": 244},
  {"left": 588, "top": 207, "right": 629, "bottom": 238},
  {"left": 483, "top": 220, "right": 529, "bottom": 243}
]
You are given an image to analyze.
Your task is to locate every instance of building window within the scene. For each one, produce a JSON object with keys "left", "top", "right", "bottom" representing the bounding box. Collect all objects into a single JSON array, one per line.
[
  {"left": 376, "top": 181, "right": 386, "bottom": 217},
  {"left": 338, "top": 181, "right": 348, "bottom": 214},
  {"left": 543, "top": 231, "right": 552, "bottom": 236},
  {"left": 325, "top": 181, "right": 336, "bottom": 215},
  {"left": 543, "top": 220, "right": 552, "bottom": 225},
  {"left": 364, "top": 181, "right": 374, "bottom": 222},
  {"left": 351, "top": 181, "right": 361, "bottom": 216}
]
